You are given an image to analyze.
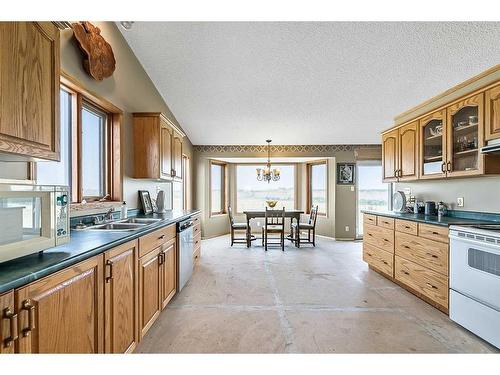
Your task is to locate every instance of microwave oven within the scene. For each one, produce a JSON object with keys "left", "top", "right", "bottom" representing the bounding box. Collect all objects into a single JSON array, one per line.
[{"left": 0, "top": 184, "right": 70, "bottom": 263}]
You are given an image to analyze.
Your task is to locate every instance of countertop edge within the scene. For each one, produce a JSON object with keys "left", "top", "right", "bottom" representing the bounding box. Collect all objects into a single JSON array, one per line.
[
  {"left": 361, "top": 210, "right": 497, "bottom": 227},
  {"left": 0, "top": 210, "right": 201, "bottom": 294}
]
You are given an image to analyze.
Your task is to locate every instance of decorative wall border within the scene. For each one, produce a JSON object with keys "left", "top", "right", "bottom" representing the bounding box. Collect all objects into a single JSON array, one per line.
[{"left": 193, "top": 144, "right": 379, "bottom": 154}]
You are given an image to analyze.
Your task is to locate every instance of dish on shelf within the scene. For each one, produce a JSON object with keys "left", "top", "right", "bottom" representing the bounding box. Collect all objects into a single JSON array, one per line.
[{"left": 429, "top": 125, "right": 443, "bottom": 136}]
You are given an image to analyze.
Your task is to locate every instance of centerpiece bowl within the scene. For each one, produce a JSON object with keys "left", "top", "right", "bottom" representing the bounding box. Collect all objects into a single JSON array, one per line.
[{"left": 266, "top": 200, "right": 278, "bottom": 208}]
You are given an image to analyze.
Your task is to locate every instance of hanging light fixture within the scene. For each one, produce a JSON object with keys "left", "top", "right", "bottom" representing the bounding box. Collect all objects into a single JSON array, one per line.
[{"left": 256, "top": 140, "right": 280, "bottom": 183}]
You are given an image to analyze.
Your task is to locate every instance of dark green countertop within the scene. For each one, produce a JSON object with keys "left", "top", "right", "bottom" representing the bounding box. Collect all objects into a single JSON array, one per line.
[
  {"left": 362, "top": 210, "right": 500, "bottom": 227},
  {"left": 0, "top": 209, "right": 201, "bottom": 294}
]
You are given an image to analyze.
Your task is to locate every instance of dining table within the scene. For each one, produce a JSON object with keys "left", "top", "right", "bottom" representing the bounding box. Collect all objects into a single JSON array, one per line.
[{"left": 243, "top": 209, "right": 304, "bottom": 248}]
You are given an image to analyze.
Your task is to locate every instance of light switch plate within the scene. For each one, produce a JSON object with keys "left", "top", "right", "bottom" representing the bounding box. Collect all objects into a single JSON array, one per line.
[
  {"left": 457, "top": 197, "right": 464, "bottom": 207},
  {"left": 345, "top": 226, "right": 349, "bottom": 232},
  {"left": 350, "top": 186, "right": 355, "bottom": 192}
]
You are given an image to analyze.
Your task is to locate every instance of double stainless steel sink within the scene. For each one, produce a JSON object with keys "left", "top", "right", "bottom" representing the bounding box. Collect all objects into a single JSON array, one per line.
[{"left": 83, "top": 217, "right": 162, "bottom": 232}]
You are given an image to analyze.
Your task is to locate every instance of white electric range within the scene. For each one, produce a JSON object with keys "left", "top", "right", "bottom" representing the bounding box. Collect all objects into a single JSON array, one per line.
[{"left": 449, "top": 224, "right": 500, "bottom": 348}]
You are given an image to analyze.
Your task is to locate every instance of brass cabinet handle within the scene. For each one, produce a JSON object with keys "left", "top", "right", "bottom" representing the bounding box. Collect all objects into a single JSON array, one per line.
[
  {"left": 171, "top": 169, "right": 176, "bottom": 177},
  {"left": 441, "top": 162, "right": 446, "bottom": 173},
  {"left": 159, "top": 234, "right": 166, "bottom": 240},
  {"left": 426, "top": 282, "right": 438, "bottom": 289},
  {"left": 404, "top": 226, "right": 411, "bottom": 229},
  {"left": 383, "top": 261, "right": 388, "bottom": 265},
  {"left": 158, "top": 253, "right": 165, "bottom": 265},
  {"left": 403, "top": 245, "right": 410, "bottom": 249},
  {"left": 3, "top": 307, "right": 18, "bottom": 348},
  {"left": 22, "top": 299, "right": 36, "bottom": 337},
  {"left": 105, "top": 260, "right": 114, "bottom": 283},
  {"left": 426, "top": 253, "right": 439, "bottom": 259},
  {"left": 383, "top": 238, "right": 389, "bottom": 242},
  {"left": 402, "top": 270, "right": 410, "bottom": 275},
  {"left": 447, "top": 161, "right": 452, "bottom": 172}
]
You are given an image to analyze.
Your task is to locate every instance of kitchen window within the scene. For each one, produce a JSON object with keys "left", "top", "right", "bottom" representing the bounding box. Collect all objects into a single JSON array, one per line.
[
  {"left": 236, "top": 164, "right": 295, "bottom": 212},
  {"left": 307, "top": 161, "right": 327, "bottom": 215},
  {"left": 35, "top": 73, "right": 123, "bottom": 203},
  {"left": 210, "top": 161, "right": 227, "bottom": 215}
]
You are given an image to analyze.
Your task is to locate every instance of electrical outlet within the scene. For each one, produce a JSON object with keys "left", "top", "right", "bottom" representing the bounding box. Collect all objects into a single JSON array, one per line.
[
  {"left": 404, "top": 188, "right": 411, "bottom": 195},
  {"left": 457, "top": 197, "right": 464, "bottom": 207},
  {"left": 345, "top": 226, "right": 350, "bottom": 232},
  {"left": 350, "top": 186, "right": 355, "bottom": 192}
]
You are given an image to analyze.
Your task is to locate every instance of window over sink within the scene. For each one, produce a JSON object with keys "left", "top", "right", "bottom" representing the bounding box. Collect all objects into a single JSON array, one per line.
[{"left": 35, "top": 74, "right": 123, "bottom": 204}]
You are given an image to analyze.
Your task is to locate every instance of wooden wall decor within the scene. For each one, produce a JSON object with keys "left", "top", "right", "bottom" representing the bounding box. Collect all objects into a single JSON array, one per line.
[{"left": 72, "top": 22, "right": 116, "bottom": 81}]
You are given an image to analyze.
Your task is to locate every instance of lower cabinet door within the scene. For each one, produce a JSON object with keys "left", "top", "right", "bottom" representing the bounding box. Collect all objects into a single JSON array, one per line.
[
  {"left": 1, "top": 291, "right": 16, "bottom": 354},
  {"left": 161, "top": 238, "right": 177, "bottom": 309},
  {"left": 104, "top": 240, "right": 138, "bottom": 353},
  {"left": 138, "top": 248, "right": 162, "bottom": 339},
  {"left": 15, "top": 255, "right": 104, "bottom": 353}
]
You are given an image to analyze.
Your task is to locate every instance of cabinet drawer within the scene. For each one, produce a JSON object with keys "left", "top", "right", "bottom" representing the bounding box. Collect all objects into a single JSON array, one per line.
[
  {"left": 364, "top": 223, "right": 394, "bottom": 253},
  {"left": 193, "top": 232, "right": 201, "bottom": 251},
  {"left": 418, "top": 223, "right": 449, "bottom": 243},
  {"left": 363, "top": 243, "right": 393, "bottom": 278},
  {"left": 139, "top": 225, "right": 176, "bottom": 258},
  {"left": 193, "top": 223, "right": 201, "bottom": 238},
  {"left": 395, "top": 256, "right": 448, "bottom": 309},
  {"left": 395, "top": 219, "right": 418, "bottom": 235},
  {"left": 363, "top": 214, "right": 377, "bottom": 226},
  {"left": 377, "top": 216, "right": 394, "bottom": 229},
  {"left": 395, "top": 232, "right": 448, "bottom": 275},
  {"left": 193, "top": 246, "right": 201, "bottom": 262},
  {"left": 192, "top": 215, "right": 201, "bottom": 226}
]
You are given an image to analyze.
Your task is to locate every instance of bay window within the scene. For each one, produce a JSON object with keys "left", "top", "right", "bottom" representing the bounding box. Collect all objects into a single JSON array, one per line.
[{"left": 236, "top": 164, "right": 295, "bottom": 212}]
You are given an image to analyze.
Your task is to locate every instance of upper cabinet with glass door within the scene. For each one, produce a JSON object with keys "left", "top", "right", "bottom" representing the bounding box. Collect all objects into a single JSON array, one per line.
[
  {"left": 446, "top": 93, "right": 483, "bottom": 177},
  {"left": 419, "top": 109, "right": 447, "bottom": 179}
]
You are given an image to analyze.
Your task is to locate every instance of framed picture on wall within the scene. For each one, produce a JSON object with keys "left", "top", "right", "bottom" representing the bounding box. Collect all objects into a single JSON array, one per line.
[
  {"left": 337, "top": 163, "right": 355, "bottom": 185},
  {"left": 138, "top": 190, "right": 154, "bottom": 214}
]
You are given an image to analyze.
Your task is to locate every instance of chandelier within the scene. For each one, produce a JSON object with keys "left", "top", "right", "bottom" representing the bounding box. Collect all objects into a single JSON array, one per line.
[{"left": 256, "top": 140, "right": 280, "bottom": 183}]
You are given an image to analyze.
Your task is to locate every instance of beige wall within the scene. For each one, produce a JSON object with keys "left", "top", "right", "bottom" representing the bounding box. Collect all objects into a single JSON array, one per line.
[
  {"left": 193, "top": 145, "right": 379, "bottom": 240},
  {"left": 396, "top": 176, "right": 500, "bottom": 213},
  {"left": 0, "top": 22, "right": 195, "bottom": 211}
]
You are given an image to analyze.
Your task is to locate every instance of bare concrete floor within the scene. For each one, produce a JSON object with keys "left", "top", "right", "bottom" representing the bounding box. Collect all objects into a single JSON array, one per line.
[{"left": 135, "top": 235, "right": 497, "bottom": 353}]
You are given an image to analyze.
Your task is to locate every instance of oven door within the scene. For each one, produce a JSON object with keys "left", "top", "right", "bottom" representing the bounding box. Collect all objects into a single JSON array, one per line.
[{"left": 450, "top": 235, "right": 500, "bottom": 311}]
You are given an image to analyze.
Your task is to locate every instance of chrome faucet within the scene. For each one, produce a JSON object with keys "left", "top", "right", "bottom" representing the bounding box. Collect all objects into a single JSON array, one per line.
[
  {"left": 105, "top": 208, "right": 114, "bottom": 221},
  {"left": 92, "top": 208, "right": 115, "bottom": 225}
]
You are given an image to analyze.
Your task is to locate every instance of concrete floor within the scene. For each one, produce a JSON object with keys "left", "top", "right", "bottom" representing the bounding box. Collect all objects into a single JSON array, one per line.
[{"left": 135, "top": 235, "right": 497, "bottom": 353}]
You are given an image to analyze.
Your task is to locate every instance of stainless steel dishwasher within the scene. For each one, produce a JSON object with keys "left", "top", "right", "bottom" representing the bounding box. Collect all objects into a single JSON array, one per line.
[{"left": 177, "top": 218, "right": 194, "bottom": 291}]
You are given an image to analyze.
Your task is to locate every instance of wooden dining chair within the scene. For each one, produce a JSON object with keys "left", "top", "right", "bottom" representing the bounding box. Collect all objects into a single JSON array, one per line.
[
  {"left": 291, "top": 205, "right": 319, "bottom": 247},
  {"left": 262, "top": 207, "right": 285, "bottom": 251},
  {"left": 228, "top": 206, "right": 254, "bottom": 246}
]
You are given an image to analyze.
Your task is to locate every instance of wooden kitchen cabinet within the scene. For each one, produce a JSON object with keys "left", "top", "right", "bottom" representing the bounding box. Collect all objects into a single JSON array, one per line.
[
  {"left": 0, "top": 22, "right": 60, "bottom": 161},
  {"left": 173, "top": 135, "right": 183, "bottom": 180},
  {"left": 15, "top": 255, "right": 104, "bottom": 353},
  {"left": 419, "top": 109, "right": 447, "bottom": 179},
  {"left": 398, "top": 121, "right": 418, "bottom": 180},
  {"left": 104, "top": 240, "right": 139, "bottom": 354},
  {"left": 485, "top": 83, "right": 500, "bottom": 141},
  {"left": 382, "top": 122, "right": 418, "bottom": 182},
  {"left": 160, "top": 238, "right": 177, "bottom": 309},
  {"left": 138, "top": 247, "right": 162, "bottom": 339},
  {"left": 0, "top": 291, "right": 16, "bottom": 354},
  {"left": 133, "top": 112, "right": 184, "bottom": 180},
  {"left": 446, "top": 93, "right": 484, "bottom": 177},
  {"left": 363, "top": 213, "right": 450, "bottom": 313},
  {"left": 382, "top": 129, "right": 399, "bottom": 182},
  {"left": 161, "top": 125, "right": 174, "bottom": 179}
]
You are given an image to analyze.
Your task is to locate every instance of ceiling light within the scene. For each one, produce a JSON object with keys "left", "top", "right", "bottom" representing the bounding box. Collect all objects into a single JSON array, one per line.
[
  {"left": 120, "top": 21, "right": 134, "bottom": 30},
  {"left": 256, "top": 140, "right": 280, "bottom": 183}
]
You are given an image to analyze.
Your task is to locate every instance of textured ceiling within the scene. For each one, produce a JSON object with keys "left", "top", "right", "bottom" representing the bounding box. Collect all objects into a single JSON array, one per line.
[{"left": 119, "top": 22, "right": 500, "bottom": 145}]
